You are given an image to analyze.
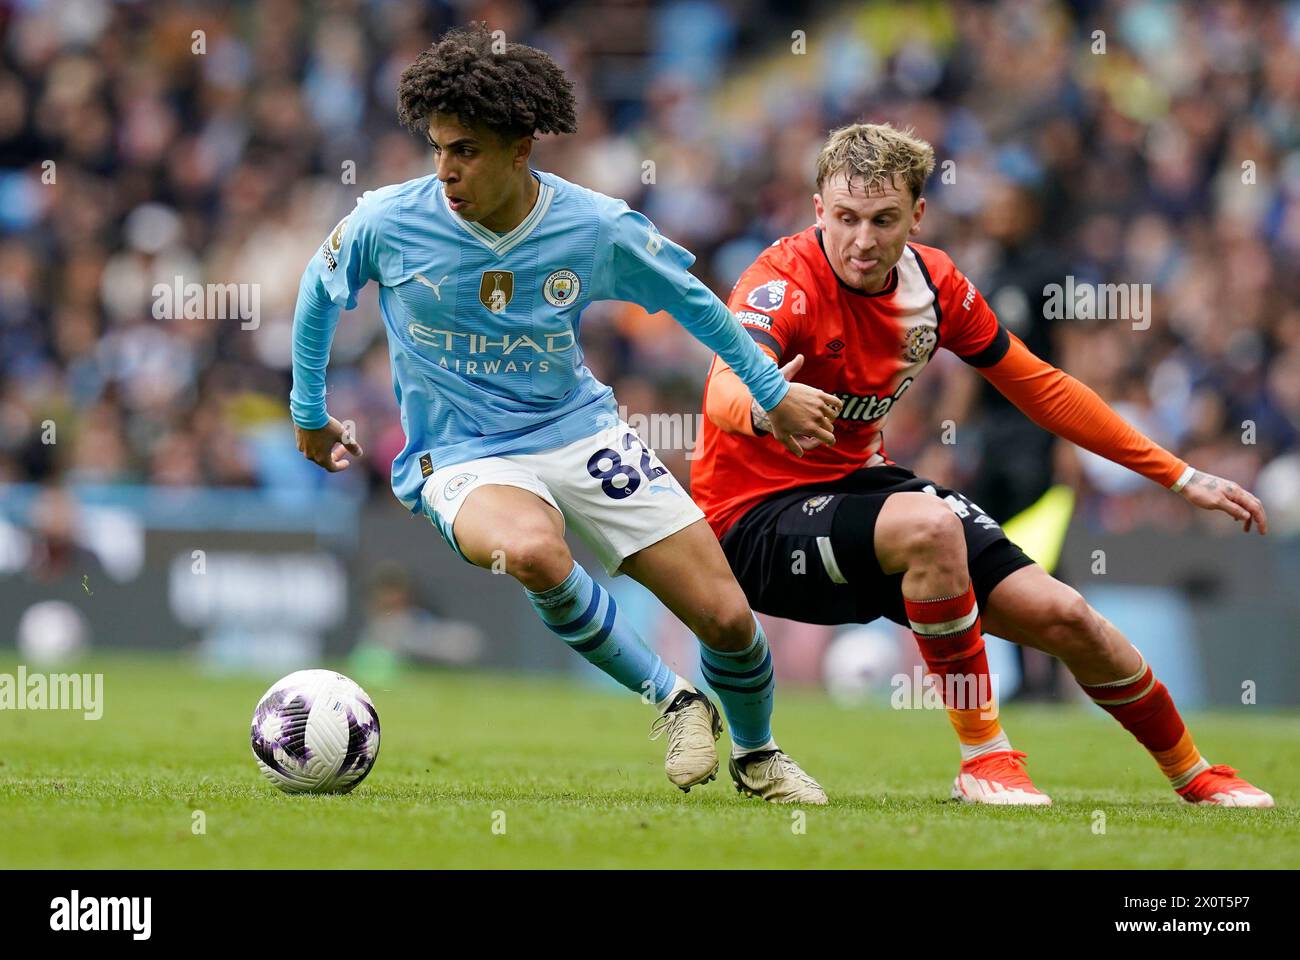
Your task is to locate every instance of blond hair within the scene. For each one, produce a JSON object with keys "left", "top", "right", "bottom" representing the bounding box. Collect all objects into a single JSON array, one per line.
[{"left": 815, "top": 122, "right": 936, "bottom": 200}]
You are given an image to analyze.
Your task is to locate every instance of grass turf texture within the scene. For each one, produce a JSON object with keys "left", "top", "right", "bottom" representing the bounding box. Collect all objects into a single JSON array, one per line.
[{"left": 1, "top": 655, "right": 1295, "bottom": 869}]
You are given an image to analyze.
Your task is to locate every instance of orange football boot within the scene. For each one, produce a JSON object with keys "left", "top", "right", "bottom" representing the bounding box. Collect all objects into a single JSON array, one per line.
[
  {"left": 952, "top": 750, "right": 1052, "bottom": 806},
  {"left": 1176, "top": 765, "right": 1274, "bottom": 807}
]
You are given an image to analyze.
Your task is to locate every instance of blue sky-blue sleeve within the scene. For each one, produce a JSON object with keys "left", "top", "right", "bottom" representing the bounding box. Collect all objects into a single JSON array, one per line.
[
  {"left": 596, "top": 201, "right": 789, "bottom": 411},
  {"left": 289, "top": 199, "right": 383, "bottom": 429}
]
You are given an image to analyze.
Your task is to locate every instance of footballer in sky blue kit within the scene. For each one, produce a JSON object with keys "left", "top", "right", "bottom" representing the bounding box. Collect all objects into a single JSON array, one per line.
[{"left": 290, "top": 25, "right": 843, "bottom": 803}]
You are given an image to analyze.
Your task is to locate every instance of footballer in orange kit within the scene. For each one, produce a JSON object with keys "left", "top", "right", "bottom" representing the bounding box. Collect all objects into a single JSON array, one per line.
[{"left": 691, "top": 122, "right": 1274, "bottom": 807}]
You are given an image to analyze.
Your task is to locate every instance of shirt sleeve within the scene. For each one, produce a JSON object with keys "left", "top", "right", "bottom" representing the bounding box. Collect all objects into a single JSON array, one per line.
[
  {"left": 289, "top": 194, "right": 388, "bottom": 429},
  {"left": 924, "top": 249, "right": 1006, "bottom": 365},
  {"left": 724, "top": 264, "right": 807, "bottom": 363},
  {"left": 977, "top": 332, "right": 1189, "bottom": 488},
  {"left": 595, "top": 200, "right": 789, "bottom": 411},
  {"left": 703, "top": 345, "right": 781, "bottom": 436},
  {"left": 703, "top": 259, "right": 815, "bottom": 433}
]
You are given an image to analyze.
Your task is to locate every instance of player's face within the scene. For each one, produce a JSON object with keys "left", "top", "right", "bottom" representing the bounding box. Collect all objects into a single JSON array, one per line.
[
  {"left": 426, "top": 114, "right": 529, "bottom": 225},
  {"left": 813, "top": 173, "right": 924, "bottom": 293}
]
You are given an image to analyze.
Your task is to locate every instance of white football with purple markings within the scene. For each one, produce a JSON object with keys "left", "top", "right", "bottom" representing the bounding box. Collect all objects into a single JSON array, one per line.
[{"left": 251, "top": 669, "right": 380, "bottom": 794}]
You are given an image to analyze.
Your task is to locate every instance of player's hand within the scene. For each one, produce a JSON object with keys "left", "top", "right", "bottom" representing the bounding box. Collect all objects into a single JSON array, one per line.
[
  {"left": 1178, "top": 469, "right": 1268, "bottom": 534},
  {"left": 295, "top": 416, "right": 363, "bottom": 473},
  {"left": 762, "top": 354, "right": 841, "bottom": 457}
]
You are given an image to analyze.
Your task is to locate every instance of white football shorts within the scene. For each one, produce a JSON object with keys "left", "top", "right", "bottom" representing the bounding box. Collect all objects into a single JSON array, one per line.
[{"left": 421, "top": 418, "right": 704, "bottom": 576}]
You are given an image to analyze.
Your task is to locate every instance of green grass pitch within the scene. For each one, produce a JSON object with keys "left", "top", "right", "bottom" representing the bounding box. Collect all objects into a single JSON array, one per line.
[{"left": 1, "top": 655, "right": 1295, "bottom": 869}]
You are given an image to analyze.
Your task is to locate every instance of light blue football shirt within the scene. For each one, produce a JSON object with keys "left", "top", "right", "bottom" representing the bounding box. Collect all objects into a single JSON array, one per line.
[{"left": 290, "top": 169, "right": 789, "bottom": 513}]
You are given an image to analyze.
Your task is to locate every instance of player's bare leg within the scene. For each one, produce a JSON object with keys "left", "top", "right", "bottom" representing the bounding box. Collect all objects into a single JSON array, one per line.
[
  {"left": 983, "top": 566, "right": 1273, "bottom": 807},
  {"left": 621, "top": 519, "right": 827, "bottom": 804},
  {"left": 452, "top": 484, "right": 573, "bottom": 589},
  {"left": 876, "top": 492, "right": 1050, "bottom": 805},
  {"left": 451, "top": 484, "right": 716, "bottom": 791}
]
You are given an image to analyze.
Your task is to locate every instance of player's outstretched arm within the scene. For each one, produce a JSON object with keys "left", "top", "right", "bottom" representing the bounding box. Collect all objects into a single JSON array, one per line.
[
  {"left": 976, "top": 331, "right": 1267, "bottom": 535},
  {"left": 706, "top": 351, "right": 838, "bottom": 456},
  {"left": 290, "top": 194, "right": 386, "bottom": 473},
  {"left": 598, "top": 202, "right": 839, "bottom": 453},
  {"left": 751, "top": 354, "right": 838, "bottom": 456},
  {"left": 290, "top": 266, "right": 357, "bottom": 473},
  {"left": 1173, "top": 468, "right": 1268, "bottom": 534}
]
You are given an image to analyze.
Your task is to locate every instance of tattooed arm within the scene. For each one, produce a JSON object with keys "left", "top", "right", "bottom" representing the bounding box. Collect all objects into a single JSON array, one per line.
[{"left": 1172, "top": 468, "right": 1269, "bottom": 535}]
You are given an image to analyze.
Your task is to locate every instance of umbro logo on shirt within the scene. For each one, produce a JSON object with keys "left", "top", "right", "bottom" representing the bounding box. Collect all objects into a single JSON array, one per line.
[{"left": 825, "top": 338, "right": 845, "bottom": 357}]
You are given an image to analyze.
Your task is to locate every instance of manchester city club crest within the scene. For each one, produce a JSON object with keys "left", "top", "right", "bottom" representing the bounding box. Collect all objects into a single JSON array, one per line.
[
  {"left": 479, "top": 271, "right": 514, "bottom": 313},
  {"left": 444, "top": 472, "right": 477, "bottom": 500},
  {"left": 543, "top": 269, "right": 581, "bottom": 307},
  {"left": 902, "top": 324, "right": 937, "bottom": 362}
]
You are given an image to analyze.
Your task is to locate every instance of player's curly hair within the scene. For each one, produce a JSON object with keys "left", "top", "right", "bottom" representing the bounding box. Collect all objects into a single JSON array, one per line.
[
  {"left": 816, "top": 122, "right": 936, "bottom": 200},
  {"left": 397, "top": 24, "right": 578, "bottom": 141}
]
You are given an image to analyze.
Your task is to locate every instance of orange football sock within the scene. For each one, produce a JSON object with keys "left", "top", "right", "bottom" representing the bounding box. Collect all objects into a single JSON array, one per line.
[
  {"left": 904, "top": 585, "right": 1006, "bottom": 759},
  {"left": 1079, "top": 656, "right": 1209, "bottom": 788}
]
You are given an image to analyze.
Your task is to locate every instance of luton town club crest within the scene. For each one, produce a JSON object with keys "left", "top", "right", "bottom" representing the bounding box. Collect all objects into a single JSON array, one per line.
[{"left": 902, "top": 325, "right": 937, "bottom": 362}]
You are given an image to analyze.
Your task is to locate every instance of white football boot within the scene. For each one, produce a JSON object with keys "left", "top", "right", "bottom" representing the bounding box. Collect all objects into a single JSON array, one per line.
[
  {"left": 650, "top": 688, "right": 722, "bottom": 791},
  {"left": 729, "top": 749, "right": 829, "bottom": 805}
]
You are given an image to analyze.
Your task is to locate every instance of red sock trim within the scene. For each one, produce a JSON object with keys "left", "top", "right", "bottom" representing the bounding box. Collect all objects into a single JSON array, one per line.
[{"left": 1089, "top": 677, "right": 1186, "bottom": 754}]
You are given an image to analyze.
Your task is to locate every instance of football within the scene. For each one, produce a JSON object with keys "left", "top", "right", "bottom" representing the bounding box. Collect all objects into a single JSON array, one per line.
[
  {"left": 250, "top": 670, "right": 381, "bottom": 794},
  {"left": 822, "top": 624, "right": 901, "bottom": 707}
]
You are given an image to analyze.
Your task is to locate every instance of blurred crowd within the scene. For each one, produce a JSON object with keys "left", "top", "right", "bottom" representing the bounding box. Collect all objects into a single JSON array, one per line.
[{"left": 2, "top": 0, "right": 1299, "bottom": 535}]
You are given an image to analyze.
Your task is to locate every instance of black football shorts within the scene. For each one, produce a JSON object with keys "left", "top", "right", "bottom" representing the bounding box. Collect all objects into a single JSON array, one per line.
[{"left": 719, "top": 465, "right": 1035, "bottom": 627}]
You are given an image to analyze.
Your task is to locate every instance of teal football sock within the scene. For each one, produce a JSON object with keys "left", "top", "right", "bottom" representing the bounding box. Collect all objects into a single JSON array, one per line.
[
  {"left": 699, "top": 618, "right": 775, "bottom": 751},
  {"left": 527, "top": 562, "right": 675, "bottom": 703}
]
